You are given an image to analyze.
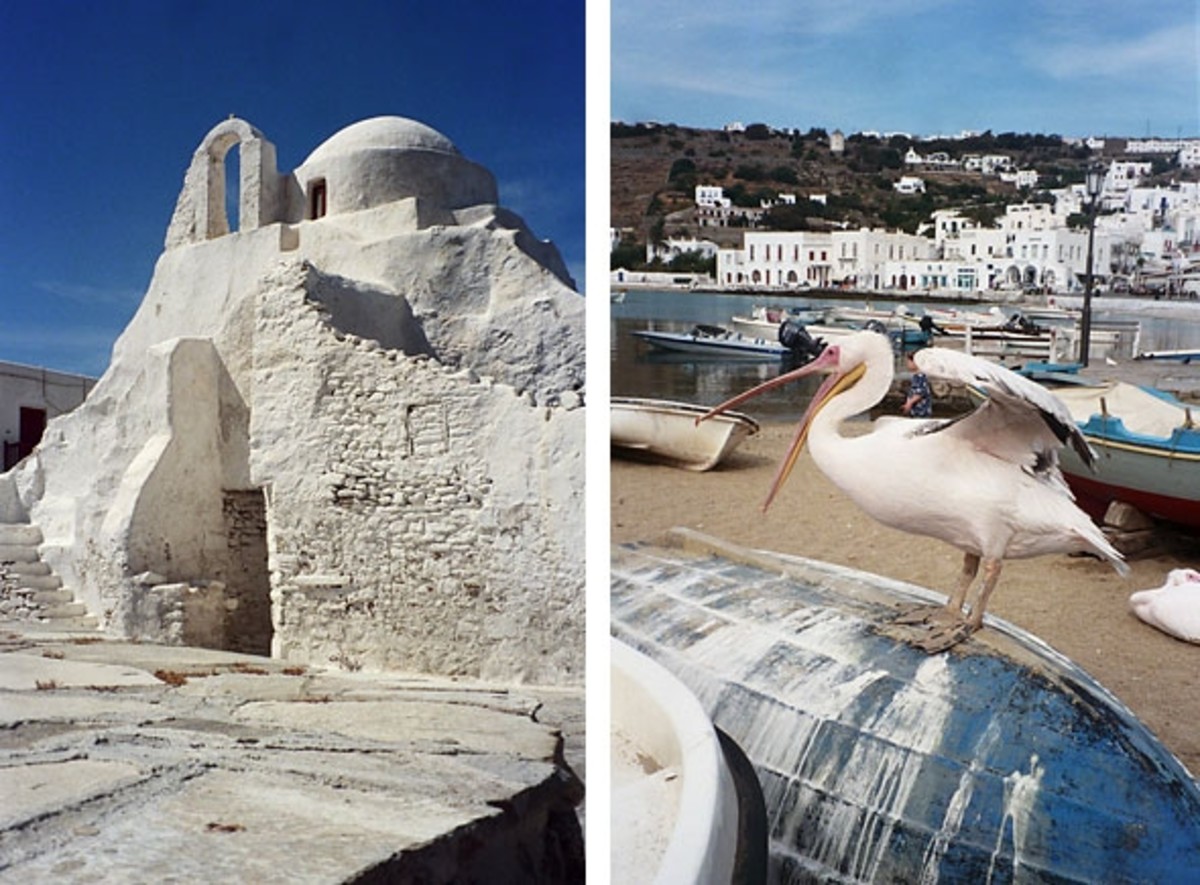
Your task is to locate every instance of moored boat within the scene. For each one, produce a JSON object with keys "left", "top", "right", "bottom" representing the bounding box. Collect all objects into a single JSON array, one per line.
[
  {"left": 611, "top": 396, "right": 760, "bottom": 471},
  {"left": 1051, "top": 381, "right": 1200, "bottom": 530},
  {"left": 631, "top": 325, "right": 789, "bottom": 359},
  {"left": 730, "top": 304, "right": 826, "bottom": 337},
  {"left": 1135, "top": 347, "right": 1200, "bottom": 363}
]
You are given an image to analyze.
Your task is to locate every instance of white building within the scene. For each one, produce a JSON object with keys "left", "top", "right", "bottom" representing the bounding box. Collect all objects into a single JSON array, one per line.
[
  {"left": 1106, "top": 160, "right": 1153, "bottom": 193},
  {"left": 895, "top": 176, "right": 926, "bottom": 194},
  {"left": 716, "top": 228, "right": 935, "bottom": 290},
  {"left": 0, "top": 116, "right": 585, "bottom": 683},
  {"left": 1000, "top": 169, "right": 1040, "bottom": 188},
  {"left": 695, "top": 184, "right": 730, "bottom": 208},
  {"left": 646, "top": 236, "right": 719, "bottom": 264},
  {"left": 999, "top": 203, "right": 1057, "bottom": 233},
  {"left": 0, "top": 361, "right": 96, "bottom": 471}
]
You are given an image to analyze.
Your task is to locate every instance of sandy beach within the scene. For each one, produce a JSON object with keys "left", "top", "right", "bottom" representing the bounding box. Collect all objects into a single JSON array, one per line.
[{"left": 611, "top": 421, "right": 1200, "bottom": 775}]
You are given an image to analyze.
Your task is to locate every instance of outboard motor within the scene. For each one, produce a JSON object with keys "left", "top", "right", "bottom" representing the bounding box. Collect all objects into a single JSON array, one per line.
[{"left": 778, "top": 320, "right": 827, "bottom": 366}]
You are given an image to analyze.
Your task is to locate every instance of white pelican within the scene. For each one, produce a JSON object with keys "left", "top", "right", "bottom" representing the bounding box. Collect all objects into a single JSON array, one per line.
[
  {"left": 700, "top": 330, "right": 1128, "bottom": 652},
  {"left": 1129, "top": 569, "right": 1200, "bottom": 644}
]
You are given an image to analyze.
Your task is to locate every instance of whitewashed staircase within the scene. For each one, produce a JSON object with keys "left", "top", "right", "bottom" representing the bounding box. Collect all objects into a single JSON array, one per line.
[{"left": 0, "top": 522, "right": 97, "bottom": 629}]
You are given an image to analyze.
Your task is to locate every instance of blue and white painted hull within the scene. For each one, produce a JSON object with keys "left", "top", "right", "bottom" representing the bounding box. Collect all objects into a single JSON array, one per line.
[
  {"left": 1052, "top": 382, "right": 1200, "bottom": 530},
  {"left": 611, "top": 529, "right": 1200, "bottom": 883},
  {"left": 632, "top": 328, "right": 789, "bottom": 359}
]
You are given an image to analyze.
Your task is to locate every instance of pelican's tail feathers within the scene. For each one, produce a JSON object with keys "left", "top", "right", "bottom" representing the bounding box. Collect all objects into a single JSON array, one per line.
[{"left": 1077, "top": 525, "right": 1129, "bottom": 577}]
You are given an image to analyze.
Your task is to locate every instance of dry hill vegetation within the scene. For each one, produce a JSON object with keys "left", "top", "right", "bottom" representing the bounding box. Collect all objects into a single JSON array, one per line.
[{"left": 611, "top": 121, "right": 1181, "bottom": 270}]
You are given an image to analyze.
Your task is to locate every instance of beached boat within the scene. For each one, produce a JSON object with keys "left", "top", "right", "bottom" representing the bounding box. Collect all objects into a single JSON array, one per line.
[
  {"left": 1051, "top": 382, "right": 1200, "bottom": 530},
  {"left": 612, "top": 639, "right": 766, "bottom": 884},
  {"left": 612, "top": 529, "right": 1200, "bottom": 883},
  {"left": 632, "top": 325, "right": 789, "bottom": 359},
  {"left": 611, "top": 397, "right": 760, "bottom": 471}
]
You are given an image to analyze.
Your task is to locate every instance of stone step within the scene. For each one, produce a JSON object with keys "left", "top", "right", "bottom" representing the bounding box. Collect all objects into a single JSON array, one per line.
[
  {"left": 32, "top": 589, "right": 74, "bottom": 606},
  {"left": 40, "top": 614, "right": 100, "bottom": 631},
  {"left": 18, "top": 574, "right": 62, "bottom": 592},
  {"left": 5, "top": 561, "right": 51, "bottom": 577},
  {"left": 0, "top": 524, "right": 43, "bottom": 546},
  {"left": 41, "top": 602, "right": 88, "bottom": 619},
  {"left": 0, "top": 545, "right": 40, "bottom": 564}
]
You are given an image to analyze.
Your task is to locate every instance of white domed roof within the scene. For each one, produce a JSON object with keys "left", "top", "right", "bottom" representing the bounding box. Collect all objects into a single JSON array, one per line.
[{"left": 302, "top": 116, "right": 460, "bottom": 166}]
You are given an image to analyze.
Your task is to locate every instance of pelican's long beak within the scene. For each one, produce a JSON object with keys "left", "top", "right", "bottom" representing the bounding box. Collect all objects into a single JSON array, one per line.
[{"left": 698, "top": 346, "right": 865, "bottom": 511}]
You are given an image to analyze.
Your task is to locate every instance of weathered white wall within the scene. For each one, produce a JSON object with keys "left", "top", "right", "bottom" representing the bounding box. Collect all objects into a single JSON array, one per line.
[{"left": 250, "top": 261, "right": 583, "bottom": 681}]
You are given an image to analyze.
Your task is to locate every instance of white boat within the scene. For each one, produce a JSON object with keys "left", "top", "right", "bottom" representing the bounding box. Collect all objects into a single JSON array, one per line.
[
  {"left": 1135, "top": 347, "right": 1200, "bottom": 363},
  {"left": 631, "top": 325, "right": 788, "bottom": 359},
  {"left": 729, "top": 304, "right": 826, "bottom": 338},
  {"left": 611, "top": 397, "right": 760, "bottom": 471}
]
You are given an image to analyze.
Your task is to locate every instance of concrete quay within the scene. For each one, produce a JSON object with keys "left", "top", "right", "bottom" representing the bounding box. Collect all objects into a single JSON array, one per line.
[{"left": 0, "top": 621, "right": 584, "bottom": 883}]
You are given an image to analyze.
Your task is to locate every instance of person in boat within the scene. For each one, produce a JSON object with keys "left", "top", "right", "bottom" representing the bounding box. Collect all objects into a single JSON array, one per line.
[{"left": 902, "top": 352, "right": 933, "bottom": 417}]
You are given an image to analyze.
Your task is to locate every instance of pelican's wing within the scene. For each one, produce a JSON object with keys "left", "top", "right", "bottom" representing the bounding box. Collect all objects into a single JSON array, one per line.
[{"left": 914, "top": 347, "right": 1096, "bottom": 470}]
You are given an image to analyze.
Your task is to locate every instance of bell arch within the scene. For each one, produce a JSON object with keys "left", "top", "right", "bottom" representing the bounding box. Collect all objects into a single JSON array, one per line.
[{"left": 165, "top": 118, "right": 282, "bottom": 248}]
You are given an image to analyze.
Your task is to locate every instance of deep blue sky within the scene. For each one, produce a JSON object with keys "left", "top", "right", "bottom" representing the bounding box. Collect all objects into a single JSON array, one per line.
[
  {"left": 613, "top": 0, "right": 1200, "bottom": 139},
  {"left": 0, "top": 1, "right": 585, "bottom": 376}
]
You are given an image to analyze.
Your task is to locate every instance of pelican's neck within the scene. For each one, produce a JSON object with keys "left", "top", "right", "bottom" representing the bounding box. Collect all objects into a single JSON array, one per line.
[
  {"left": 820, "top": 355, "right": 895, "bottom": 431},
  {"left": 808, "top": 353, "right": 895, "bottom": 463}
]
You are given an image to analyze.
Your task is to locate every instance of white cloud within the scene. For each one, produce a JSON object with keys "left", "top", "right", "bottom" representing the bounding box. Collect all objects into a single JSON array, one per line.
[
  {"left": 34, "top": 279, "right": 143, "bottom": 307},
  {"left": 1022, "top": 23, "right": 1197, "bottom": 80}
]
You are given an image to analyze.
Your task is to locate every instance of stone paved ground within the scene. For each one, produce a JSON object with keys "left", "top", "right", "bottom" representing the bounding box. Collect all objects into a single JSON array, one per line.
[{"left": 0, "top": 622, "right": 585, "bottom": 883}]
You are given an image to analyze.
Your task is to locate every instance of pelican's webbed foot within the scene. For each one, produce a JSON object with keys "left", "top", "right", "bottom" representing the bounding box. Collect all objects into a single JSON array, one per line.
[
  {"left": 883, "top": 605, "right": 978, "bottom": 653},
  {"left": 912, "top": 618, "right": 977, "bottom": 654},
  {"left": 892, "top": 603, "right": 944, "bottom": 626}
]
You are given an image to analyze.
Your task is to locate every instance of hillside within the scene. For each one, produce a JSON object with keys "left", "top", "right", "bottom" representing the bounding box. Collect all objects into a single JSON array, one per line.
[{"left": 610, "top": 121, "right": 1174, "bottom": 259}]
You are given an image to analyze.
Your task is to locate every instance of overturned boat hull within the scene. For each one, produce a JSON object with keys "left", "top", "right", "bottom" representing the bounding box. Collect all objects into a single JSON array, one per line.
[{"left": 611, "top": 529, "right": 1200, "bottom": 883}]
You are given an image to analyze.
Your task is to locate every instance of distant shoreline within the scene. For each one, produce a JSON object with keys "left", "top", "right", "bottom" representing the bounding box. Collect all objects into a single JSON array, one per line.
[{"left": 611, "top": 280, "right": 1200, "bottom": 313}]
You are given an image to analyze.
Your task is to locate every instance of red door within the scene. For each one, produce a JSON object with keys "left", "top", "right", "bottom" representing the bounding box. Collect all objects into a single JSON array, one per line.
[{"left": 18, "top": 407, "right": 46, "bottom": 461}]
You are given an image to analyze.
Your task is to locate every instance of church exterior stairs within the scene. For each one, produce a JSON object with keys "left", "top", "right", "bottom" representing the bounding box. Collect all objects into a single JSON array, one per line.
[{"left": 0, "top": 523, "right": 98, "bottom": 629}]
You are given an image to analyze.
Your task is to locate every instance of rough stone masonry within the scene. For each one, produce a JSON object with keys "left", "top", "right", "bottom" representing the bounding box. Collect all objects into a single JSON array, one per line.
[{"left": 0, "top": 116, "right": 585, "bottom": 685}]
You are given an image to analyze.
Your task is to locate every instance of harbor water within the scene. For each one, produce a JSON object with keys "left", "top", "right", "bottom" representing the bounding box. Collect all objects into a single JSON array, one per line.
[{"left": 611, "top": 289, "right": 1200, "bottom": 421}]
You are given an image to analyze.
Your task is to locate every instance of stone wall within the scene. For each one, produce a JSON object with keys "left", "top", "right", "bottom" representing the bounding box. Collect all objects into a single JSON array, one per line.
[
  {"left": 221, "top": 489, "right": 271, "bottom": 654},
  {"left": 250, "top": 261, "right": 584, "bottom": 683}
]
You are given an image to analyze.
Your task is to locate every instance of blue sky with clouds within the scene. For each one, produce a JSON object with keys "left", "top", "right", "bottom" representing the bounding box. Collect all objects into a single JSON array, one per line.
[
  {"left": 612, "top": 0, "right": 1199, "bottom": 139},
  {"left": 0, "top": 1, "right": 584, "bottom": 376}
]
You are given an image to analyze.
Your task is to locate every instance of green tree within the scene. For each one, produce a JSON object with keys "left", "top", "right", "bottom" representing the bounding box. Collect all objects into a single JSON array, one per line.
[
  {"left": 734, "top": 163, "right": 767, "bottom": 182},
  {"left": 668, "top": 250, "right": 717, "bottom": 275},
  {"left": 610, "top": 237, "right": 644, "bottom": 270},
  {"left": 771, "top": 165, "right": 799, "bottom": 185}
]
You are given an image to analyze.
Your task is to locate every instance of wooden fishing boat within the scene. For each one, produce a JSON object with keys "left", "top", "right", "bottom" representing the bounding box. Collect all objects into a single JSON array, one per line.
[
  {"left": 611, "top": 529, "right": 1200, "bottom": 883},
  {"left": 1051, "top": 382, "right": 1200, "bottom": 530},
  {"left": 611, "top": 397, "right": 759, "bottom": 471}
]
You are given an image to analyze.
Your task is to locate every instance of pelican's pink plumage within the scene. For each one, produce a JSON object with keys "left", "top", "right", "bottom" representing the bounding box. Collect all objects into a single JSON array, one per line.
[{"left": 701, "top": 330, "right": 1127, "bottom": 651}]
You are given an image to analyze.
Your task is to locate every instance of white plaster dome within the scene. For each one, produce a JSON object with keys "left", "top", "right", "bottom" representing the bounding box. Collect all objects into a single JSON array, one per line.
[
  {"left": 302, "top": 116, "right": 460, "bottom": 165},
  {"left": 295, "top": 115, "right": 497, "bottom": 216}
]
